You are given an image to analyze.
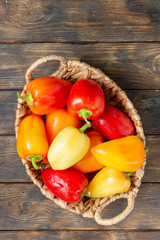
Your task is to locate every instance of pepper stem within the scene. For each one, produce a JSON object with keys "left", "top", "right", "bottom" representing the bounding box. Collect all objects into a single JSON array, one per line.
[
  {"left": 17, "top": 92, "right": 33, "bottom": 106},
  {"left": 124, "top": 172, "right": 134, "bottom": 180},
  {"left": 26, "top": 155, "right": 42, "bottom": 170},
  {"left": 78, "top": 109, "right": 93, "bottom": 122},
  {"left": 79, "top": 122, "right": 91, "bottom": 133},
  {"left": 80, "top": 187, "right": 89, "bottom": 200},
  {"left": 145, "top": 148, "right": 149, "bottom": 154}
]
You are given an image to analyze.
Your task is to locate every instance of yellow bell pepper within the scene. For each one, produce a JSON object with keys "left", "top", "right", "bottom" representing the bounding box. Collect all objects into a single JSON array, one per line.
[
  {"left": 48, "top": 122, "right": 91, "bottom": 170},
  {"left": 87, "top": 167, "right": 131, "bottom": 198},
  {"left": 91, "top": 135, "right": 145, "bottom": 172}
]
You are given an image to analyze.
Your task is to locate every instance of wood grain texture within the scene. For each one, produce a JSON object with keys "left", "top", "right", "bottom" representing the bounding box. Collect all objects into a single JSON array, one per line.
[
  {"left": 126, "top": 90, "right": 160, "bottom": 135},
  {"left": 0, "top": 183, "right": 159, "bottom": 230},
  {"left": 1, "top": 0, "right": 159, "bottom": 235},
  {"left": 0, "top": 91, "right": 17, "bottom": 135},
  {"left": 0, "top": 136, "right": 30, "bottom": 182},
  {"left": 0, "top": 230, "right": 160, "bottom": 240},
  {"left": 0, "top": 0, "right": 160, "bottom": 42},
  {"left": 0, "top": 90, "right": 159, "bottom": 135},
  {"left": 143, "top": 135, "right": 160, "bottom": 182},
  {"left": 0, "top": 43, "right": 160, "bottom": 90},
  {"left": 0, "top": 135, "right": 159, "bottom": 183}
]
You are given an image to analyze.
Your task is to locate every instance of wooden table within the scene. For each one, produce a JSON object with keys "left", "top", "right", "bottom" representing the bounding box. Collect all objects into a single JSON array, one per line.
[{"left": 0, "top": 1, "right": 160, "bottom": 239}]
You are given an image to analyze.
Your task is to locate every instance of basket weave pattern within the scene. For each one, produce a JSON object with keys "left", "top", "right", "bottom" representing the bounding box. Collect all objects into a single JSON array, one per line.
[{"left": 15, "top": 55, "right": 146, "bottom": 226}]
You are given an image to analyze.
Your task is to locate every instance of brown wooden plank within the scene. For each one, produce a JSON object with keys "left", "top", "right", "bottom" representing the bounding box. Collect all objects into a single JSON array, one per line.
[
  {"left": 143, "top": 135, "right": 160, "bottom": 182},
  {"left": 0, "top": 135, "right": 158, "bottom": 183},
  {"left": 0, "top": 230, "right": 160, "bottom": 240},
  {"left": 0, "top": 43, "right": 160, "bottom": 90},
  {"left": 126, "top": 90, "right": 160, "bottom": 135},
  {"left": 0, "top": 183, "right": 159, "bottom": 230},
  {"left": 0, "top": 90, "right": 159, "bottom": 135},
  {"left": 0, "top": 91, "right": 17, "bottom": 135},
  {"left": 0, "top": 136, "right": 31, "bottom": 183},
  {"left": 0, "top": 0, "right": 160, "bottom": 42}
]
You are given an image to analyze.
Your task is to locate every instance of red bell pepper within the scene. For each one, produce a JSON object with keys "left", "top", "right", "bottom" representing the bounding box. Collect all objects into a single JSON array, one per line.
[
  {"left": 41, "top": 167, "right": 88, "bottom": 203},
  {"left": 17, "top": 77, "right": 72, "bottom": 115},
  {"left": 67, "top": 79, "right": 105, "bottom": 121},
  {"left": 92, "top": 105, "right": 134, "bottom": 140}
]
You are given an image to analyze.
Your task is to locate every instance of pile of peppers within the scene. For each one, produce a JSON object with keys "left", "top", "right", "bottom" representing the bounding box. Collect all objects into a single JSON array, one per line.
[{"left": 17, "top": 77, "right": 147, "bottom": 203}]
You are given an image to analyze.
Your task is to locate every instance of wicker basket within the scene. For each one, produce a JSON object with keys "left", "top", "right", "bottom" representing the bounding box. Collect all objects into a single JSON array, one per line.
[{"left": 15, "top": 55, "right": 146, "bottom": 226}]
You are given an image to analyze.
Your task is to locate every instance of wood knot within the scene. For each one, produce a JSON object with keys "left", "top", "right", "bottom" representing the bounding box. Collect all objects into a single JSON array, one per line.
[{"left": 152, "top": 54, "right": 160, "bottom": 72}]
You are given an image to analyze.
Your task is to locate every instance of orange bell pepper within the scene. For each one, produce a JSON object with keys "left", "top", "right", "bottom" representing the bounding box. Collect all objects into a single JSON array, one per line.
[
  {"left": 17, "top": 77, "right": 72, "bottom": 115},
  {"left": 91, "top": 135, "right": 145, "bottom": 172},
  {"left": 87, "top": 167, "right": 131, "bottom": 198},
  {"left": 16, "top": 114, "right": 49, "bottom": 170},
  {"left": 72, "top": 131, "right": 104, "bottom": 173},
  {"left": 45, "top": 108, "right": 81, "bottom": 145}
]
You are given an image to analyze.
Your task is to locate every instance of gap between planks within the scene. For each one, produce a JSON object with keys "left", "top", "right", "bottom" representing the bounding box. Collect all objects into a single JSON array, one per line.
[
  {"left": 1, "top": 41, "right": 160, "bottom": 44},
  {"left": 0, "top": 229, "right": 160, "bottom": 232}
]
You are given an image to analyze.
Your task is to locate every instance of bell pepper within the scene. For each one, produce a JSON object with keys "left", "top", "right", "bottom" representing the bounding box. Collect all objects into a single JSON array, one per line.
[
  {"left": 67, "top": 79, "right": 105, "bottom": 121},
  {"left": 47, "top": 121, "right": 91, "bottom": 170},
  {"left": 45, "top": 108, "right": 81, "bottom": 145},
  {"left": 17, "top": 76, "right": 72, "bottom": 115},
  {"left": 16, "top": 114, "right": 49, "bottom": 170},
  {"left": 87, "top": 167, "right": 131, "bottom": 198},
  {"left": 42, "top": 167, "right": 88, "bottom": 203},
  {"left": 91, "top": 135, "right": 145, "bottom": 172},
  {"left": 92, "top": 105, "right": 134, "bottom": 140},
  {"left": 72, "top": 130, "right": 104, "bottom": 173}
]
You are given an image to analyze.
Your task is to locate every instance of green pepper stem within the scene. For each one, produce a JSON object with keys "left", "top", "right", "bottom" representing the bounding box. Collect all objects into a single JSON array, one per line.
[
  {"left": 124, "top": 172, "right": 134, "bottom": 180},
  {"left": 26, "top": 155, "right": 42, "bottom": 170},
  {"left": 78, "top": 109, "right": 93, "bottom": 122},
  {"left": 17, "top": 91, "right": 33, "bottom": 106},
  {"left": 80, "top": 187, "right": 89, "bottom": 200},
  {"left": 79, "top": 122, "right": 91, "bottom": 133},
  {"left": 145, "top": 148, "right": 149, "bottom": 154}
]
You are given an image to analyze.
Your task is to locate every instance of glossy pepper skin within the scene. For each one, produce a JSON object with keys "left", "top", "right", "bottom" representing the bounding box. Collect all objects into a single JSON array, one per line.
[
  {"left": 48, "top": 123, "right": 91, "bottom": 170},
  {"left": 87, "top": 167, "right": 131, "bottom": 198},
  {"left": 41, "top": 167, "right": 88, "bottom": 203},
  {"left": 72, "top": 131, "right": 104, "bottom": 173},
  {"left": 17, "top": 77, "right": 72, "bottom": 115},
  {"left": 91, "top": 135, "right": 145, "bottom": 172},
  {"left": 16, "top": 114, "right": 49, "bottom": 170},
  {"left": 92, "top": 105, "right": 134, "bottom": 140},
  {"left": 67, "top": 79, "right": 105, "bottom": 121},
  {"left": 45, "top": 108, "right": 81, "bottom": 145}
]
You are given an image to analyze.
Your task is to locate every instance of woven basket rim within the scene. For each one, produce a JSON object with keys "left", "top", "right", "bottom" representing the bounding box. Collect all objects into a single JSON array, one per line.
[{"left": 15, "top": 55, "right": 146, "bottom": 226}]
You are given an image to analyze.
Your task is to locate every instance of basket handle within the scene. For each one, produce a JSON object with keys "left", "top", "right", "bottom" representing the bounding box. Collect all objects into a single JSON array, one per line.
[
  {"left": 94, "top": 193, "right": 135, "bottom": 226},
  {"left": 25, "top": 55, "right": 68, "bottom": 84}
]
